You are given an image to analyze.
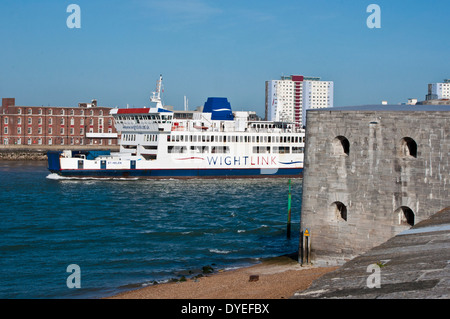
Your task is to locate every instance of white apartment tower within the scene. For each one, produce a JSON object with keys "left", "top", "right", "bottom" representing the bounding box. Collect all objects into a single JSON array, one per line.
[
  {"left": 426, "top": 79, "right": 450, "bottom": 100},
  {"left": 265, "top": 75, "right": 333, "bottom": 128}
]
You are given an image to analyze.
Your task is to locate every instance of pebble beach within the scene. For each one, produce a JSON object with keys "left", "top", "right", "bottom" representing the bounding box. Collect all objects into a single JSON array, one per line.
[{"left": 106, "top": 255, "right": 338, "bottom": 299}]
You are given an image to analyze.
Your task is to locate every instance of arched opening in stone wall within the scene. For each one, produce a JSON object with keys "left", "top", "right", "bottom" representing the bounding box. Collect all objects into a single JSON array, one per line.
[
  {"left": 395, "top": 206, "right": 415, "bottom": 226},
  {"left": 400, "top": 137, "right": 417, "bottom": 158},
  {"left": 331, "top": 201, "right": 347, "bottom": 221},
  {"left": 332, "top": 136, "right": 350, "bottom": 156}
]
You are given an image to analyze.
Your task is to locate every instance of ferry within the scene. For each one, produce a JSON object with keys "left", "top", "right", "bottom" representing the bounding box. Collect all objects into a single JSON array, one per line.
[{"left": 47, "top": 75, "right": 305, "bottom": 179}]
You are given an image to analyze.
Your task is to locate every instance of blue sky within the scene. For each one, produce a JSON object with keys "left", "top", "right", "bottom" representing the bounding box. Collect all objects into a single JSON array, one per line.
[{"left": 0, "top": 0, "right": 449, "bottom": 116}]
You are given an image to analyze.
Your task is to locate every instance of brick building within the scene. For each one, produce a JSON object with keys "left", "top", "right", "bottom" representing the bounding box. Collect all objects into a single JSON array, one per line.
[{"left": 0, "top": 98, "right": 118, "bottom": 147}]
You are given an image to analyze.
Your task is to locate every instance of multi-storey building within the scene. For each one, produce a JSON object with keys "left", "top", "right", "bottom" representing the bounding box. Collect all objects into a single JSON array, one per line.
[
  {"left": 426, "top": 79, "right": 450, "bottom": 100},
  {"left": 0, "top": 98, "right": 118, "bottom": 147},
  {"left": 265, "top": 75, "right": 333, "bottom": 128}
]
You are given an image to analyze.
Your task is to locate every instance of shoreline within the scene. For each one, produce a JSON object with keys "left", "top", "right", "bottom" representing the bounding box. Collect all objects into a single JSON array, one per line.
[
  {"left": 0, "top": 146, "right": 119, "bottom": 161},
  {"left": 105, "top": 254, "right": 339, "bottom": 299}
]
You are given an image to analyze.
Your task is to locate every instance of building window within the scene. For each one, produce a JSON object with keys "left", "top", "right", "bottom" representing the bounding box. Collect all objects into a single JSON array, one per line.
[
  {"left": 331, "top": 201, "right": 347, "bottom": 222},
  {"left": 4, "top": 117, "right": 8, "bottom": 124},
  {"left": 28, "top": 117, "right": 32, "bottom": 124},
  {"left": 400, "top": 137, "right": 417, "bottom": 158},
  {"left": 332, "top": 136, "right": 350, "bottom": 156},
  {"left": 48, "top": 109, "right": 53, "bottom": 115},
  {"left": 4, "top": 127, "right": 8, "bottom": 134},
  {"left": 395, "top": 206, "right": 415, "bottom": 226}
]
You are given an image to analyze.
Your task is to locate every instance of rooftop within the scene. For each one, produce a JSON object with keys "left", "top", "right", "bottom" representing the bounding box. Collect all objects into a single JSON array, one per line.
[
  {"left": 310, "top": 104, "right": 450, "bottom": 112},
  {"left": 292, "top": 207, "right": 450, "bottom": 299}
]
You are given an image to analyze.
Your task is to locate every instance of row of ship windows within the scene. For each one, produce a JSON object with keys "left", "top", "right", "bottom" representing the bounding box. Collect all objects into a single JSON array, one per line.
[
  {"left": 122, "top": 134, "right": 159, "bottom": 142},
  {"left": 167, "top": 145, "right": 304, "bottom": 154},
  {"left": 168, "top": 134, "right": 305, "bottom": 144},
  {"left": 115, "top": 114, "right": 173, "bottom": 124},
  {"left": 121, "top": 134, "right": 305, "bottom": 144}
]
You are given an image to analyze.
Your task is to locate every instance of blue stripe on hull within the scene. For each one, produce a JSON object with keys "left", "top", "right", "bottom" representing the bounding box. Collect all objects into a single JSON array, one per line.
[{"left": 52, "top": 168, "right": 303, "bottom": 179}]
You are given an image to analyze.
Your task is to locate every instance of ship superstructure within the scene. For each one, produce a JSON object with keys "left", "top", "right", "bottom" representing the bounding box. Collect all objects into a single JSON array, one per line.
[{"left": 47, "top": 76, "right": 304, "bottom": 178}]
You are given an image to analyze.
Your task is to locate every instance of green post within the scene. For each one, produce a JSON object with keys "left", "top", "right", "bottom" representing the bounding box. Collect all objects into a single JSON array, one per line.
[{"left": 287, "top": 179, "right": 292, "bottom": 239}]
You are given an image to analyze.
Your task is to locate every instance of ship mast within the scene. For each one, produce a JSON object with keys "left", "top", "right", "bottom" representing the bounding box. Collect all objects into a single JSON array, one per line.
[{"left": 150, "top": 74, "right": 163, "bottom": 109}]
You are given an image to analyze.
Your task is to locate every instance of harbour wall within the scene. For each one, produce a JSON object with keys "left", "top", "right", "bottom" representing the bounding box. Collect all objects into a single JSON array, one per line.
[
  {"left": 0, "top": 145, "right": 119, "bottom": 161},
  {"left": 300, "top": 105, "right": 450, "bottom": 266}
]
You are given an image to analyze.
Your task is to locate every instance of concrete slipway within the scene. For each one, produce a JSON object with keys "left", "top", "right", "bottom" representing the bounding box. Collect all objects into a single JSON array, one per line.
[{"left": 292, "top": 207, "right": 450, "bottom": 299}]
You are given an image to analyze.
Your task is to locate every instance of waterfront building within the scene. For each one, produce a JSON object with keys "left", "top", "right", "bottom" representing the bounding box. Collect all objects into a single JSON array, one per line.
[
  {"left": 0, "top": 98, "right": 118, "bottom": 147},
  {"left": 426, "top": 79, "right": 450, "bottom": 100},
  {"left": 300, "top": 104, "right": 450, "bottom": 266},
  {"left": 265, "top": 75, "right": 333, "bottom": 128}
]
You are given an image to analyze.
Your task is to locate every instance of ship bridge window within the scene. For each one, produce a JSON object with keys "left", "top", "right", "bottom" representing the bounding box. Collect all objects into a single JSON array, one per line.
[{"left": 292, "top": 147, "right": 304, "bottom": 153}]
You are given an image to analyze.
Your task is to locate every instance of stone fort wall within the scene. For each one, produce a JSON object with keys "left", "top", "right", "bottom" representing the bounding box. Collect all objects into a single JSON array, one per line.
[{"left": 300, "top": 106, "right": 450, "bottom": 266}]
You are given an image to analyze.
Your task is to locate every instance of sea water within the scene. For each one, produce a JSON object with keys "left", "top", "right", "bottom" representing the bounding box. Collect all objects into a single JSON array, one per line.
[{"left": 0, "top": 161, "right": 302, "bottom": 299}]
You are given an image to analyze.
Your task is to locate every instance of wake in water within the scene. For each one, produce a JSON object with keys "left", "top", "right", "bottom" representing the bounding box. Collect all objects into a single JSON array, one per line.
[{"left": 45, "top": 173, "right": 140, "bottom": 181}]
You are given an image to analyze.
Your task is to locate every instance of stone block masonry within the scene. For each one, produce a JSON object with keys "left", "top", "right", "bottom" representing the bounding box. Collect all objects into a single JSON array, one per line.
[{"left": 300, "top": 105, "right": 450, "bottom": 266}]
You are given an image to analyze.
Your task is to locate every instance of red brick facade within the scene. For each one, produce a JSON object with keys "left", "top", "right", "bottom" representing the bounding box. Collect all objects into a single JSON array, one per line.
[{"left": 0, "top": 98, "right": 118, "bottom": 146}]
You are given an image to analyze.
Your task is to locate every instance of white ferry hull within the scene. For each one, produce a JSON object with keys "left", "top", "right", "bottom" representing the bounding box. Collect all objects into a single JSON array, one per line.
[
  {"left": 48, "top": 151, "right": 303, "bottom": 179},
  {"left": 47, "top": 76, "right": 305, "bottom": 180}
]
